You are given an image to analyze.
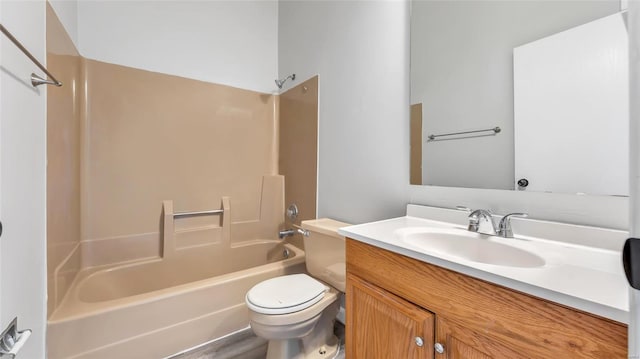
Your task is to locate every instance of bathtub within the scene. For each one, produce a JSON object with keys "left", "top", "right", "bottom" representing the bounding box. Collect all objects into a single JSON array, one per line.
[{"left": 47, "top": 240, "right": 305, "bottom": 359}]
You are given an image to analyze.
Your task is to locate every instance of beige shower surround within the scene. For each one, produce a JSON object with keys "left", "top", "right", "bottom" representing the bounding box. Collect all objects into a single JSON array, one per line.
[
  {"left": 51, "top": 172, "right": 288, "bottom": 310},
  {"left": 47, "top": 47, "right": 285, "bottom": 310},
  {"left": 279, "top": 77, "right": 319, "bottom": 250},
  {"left": 46, "top": 2, "right": 82, "bottom": 317},
  {"left": 48, "top": 174, "right": 298, "bottom": 358},
  {"left": 82, "top": 59, "right": 279, "bottom": 240}
]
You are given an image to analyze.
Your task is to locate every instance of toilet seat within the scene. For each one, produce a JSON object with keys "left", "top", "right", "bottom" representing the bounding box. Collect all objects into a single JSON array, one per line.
[{"left": 246, "top": 274, "right": 327, "bottom": 315}]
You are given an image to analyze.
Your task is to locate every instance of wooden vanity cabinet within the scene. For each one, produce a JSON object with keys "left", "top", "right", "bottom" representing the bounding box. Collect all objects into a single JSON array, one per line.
[
  {"left": 346, "top": 274, "right": 435, "bottom": 358},
  {"left": 345, "top": 239, "right": 627, "bottom": 359}
]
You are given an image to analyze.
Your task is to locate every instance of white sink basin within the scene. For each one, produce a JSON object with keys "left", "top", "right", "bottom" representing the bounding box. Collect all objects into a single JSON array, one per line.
[{"left": 396, "top": 227, "right": 546, "bottom": 268}]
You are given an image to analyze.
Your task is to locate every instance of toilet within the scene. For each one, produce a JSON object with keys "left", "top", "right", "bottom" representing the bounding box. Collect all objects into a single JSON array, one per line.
[{"left": 245, "top": 218, "right": 349, "bottom": 359}]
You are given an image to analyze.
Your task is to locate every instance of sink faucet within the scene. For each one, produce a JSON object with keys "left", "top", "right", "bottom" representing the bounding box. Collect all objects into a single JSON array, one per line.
[
  {"left": 458, "top": 207, "right": 529, "bottom": 238},
  {"left": 496, "top": 213, "right": 528, "bottom": 238},
  {"left": 467, "top": 209, "right": 498, "bottom": 236}
]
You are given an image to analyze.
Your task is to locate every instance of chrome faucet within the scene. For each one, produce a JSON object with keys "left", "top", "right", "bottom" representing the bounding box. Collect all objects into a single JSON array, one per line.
[
  {"left": 459, "top": 206, "right": 529, "bottom": 238},
  {"left": 278, "top": 228, "right": 309, "bottom": 239},
  {"left": 496, "top": 213, "right": 528, "bottom": 238},
  {"left": 467, "top": 209, "right": 498, "bottom": 235}
]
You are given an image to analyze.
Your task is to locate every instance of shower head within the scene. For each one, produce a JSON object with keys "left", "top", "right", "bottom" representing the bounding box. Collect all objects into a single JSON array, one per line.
[{"left": 275, "top": 74, "right": 296, "bottom": 89}]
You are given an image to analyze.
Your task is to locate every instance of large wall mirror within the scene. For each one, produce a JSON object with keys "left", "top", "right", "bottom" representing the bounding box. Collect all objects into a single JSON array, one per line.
[{"left": 410, "top": 0, "right": 628, "bottom": 196}]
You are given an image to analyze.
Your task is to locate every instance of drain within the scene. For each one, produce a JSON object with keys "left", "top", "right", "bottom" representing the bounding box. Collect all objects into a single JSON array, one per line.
[{"left": 283, "top": 248, "right": 290, "bottom": 259}]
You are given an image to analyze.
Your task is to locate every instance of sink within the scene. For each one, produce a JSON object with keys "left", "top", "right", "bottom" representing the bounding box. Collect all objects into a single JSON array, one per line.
[{"left": 396, "top": 227, "right": 546, "bottom": 268}]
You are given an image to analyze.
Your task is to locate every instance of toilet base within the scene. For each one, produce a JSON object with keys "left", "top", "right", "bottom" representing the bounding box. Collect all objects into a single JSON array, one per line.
[
  {"left": 265, "top": 337, "right": 338, "bottom": 359},
  {"left": 265, "top": 301, "right": 340, "bottom": 359}
]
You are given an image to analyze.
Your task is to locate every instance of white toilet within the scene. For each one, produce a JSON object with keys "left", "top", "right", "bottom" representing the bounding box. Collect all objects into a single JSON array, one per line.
[{"left": 245, "top": 218, "right": 349, "bottom": 359}]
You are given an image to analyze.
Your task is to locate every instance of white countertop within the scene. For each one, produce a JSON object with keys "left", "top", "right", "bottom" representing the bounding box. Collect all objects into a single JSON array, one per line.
[{"left": 338, "top": 206, "right": 629, "bottom": 324}]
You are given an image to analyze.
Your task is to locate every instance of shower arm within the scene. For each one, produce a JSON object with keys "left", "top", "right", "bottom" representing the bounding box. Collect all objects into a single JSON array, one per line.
[{"left": 275, "top": 74, "right": 296, "bottom": 89}]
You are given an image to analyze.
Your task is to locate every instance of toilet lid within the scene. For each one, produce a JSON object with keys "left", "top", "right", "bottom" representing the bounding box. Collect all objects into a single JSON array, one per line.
[{"left": 246, "top": 274, "right": 327, "bottom": 315}]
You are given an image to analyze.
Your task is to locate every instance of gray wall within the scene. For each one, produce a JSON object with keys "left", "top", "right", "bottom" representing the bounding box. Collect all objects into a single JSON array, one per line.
[
  {"left": 411, "top": 0, "right": 619, "bottom": 189},
  {"left": 278, "top": 1, "right": 410, "bottom": 224}
]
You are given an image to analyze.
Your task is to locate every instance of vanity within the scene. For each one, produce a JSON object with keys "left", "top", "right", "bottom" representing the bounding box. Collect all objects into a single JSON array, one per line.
[{"left": 339, "top": 205, "right": 628, "bottom": 358}]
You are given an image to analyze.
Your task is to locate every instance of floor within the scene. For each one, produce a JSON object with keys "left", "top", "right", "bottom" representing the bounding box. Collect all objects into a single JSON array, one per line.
[{"left": 168, "top": 322, "right": 345, "bottom": 359}]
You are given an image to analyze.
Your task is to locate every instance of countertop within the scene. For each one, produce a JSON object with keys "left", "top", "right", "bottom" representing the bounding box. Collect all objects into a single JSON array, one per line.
[{"left": 338, "top": 207, "right": 629, "bottom": 324}]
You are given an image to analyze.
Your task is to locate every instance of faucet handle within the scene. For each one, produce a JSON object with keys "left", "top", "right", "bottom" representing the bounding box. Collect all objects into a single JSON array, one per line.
[
  {"left": 497, "top": 213, "right": 528, "bottom": 238},
  {"left": 501, "top": 212, "right": 528, "bottom": 220}
]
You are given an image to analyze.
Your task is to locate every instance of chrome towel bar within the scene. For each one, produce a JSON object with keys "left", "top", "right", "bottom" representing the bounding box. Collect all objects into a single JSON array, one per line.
[
  {"left": 0, "top": 23, "right": 62, "bottom": 87},
  {"left": 428, "top": 126, "right": 500, "bottom": 141},
  {"left": 173, "top": 209, "right": 224, "bottom": 218}
]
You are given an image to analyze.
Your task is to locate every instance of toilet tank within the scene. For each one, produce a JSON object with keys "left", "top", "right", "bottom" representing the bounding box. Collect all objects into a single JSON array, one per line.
[{"left": 300, "top": 218, "right": 350, "bottom": 292}]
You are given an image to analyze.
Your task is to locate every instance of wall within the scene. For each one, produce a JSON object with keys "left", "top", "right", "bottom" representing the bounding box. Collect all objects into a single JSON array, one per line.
[
  {"left": 0, "top": 1, "right": 47, "bottom": 357},
  {"left": 278, "top": 0, "right": 410, "bottom": 224},
  {"left": 77, "top": 0, "right": 278, "bottom": 94},
  {"left": 46, "top": 2, "right": 82, "bottom": 318},
  {"left": 280, "top": 0, "right": 629, "bottom": 230},
  {"left": 411, "top": 0, "right": 619, "bottom": 189}
]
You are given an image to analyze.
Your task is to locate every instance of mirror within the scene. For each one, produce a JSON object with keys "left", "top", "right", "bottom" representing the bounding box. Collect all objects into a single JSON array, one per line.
[{"left": 410, "top": 0, "right": 628, "bottom": 196}]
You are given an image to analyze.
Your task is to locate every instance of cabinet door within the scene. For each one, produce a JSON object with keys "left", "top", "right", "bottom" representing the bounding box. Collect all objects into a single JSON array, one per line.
[
  {"left": 346, "top": 274, "right": 434, "bottom": 359},
  {"left": 435, "top": 316, "right": 528, "bottom": 359}
]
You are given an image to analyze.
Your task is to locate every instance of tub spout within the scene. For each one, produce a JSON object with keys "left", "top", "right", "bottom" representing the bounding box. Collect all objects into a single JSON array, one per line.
[{"left": 278, "top": 228, "right": 309, "bottom": 239}]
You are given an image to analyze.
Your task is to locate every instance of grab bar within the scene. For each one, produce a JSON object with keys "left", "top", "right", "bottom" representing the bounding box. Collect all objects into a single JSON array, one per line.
[
  {"left": 428, "top": 126, "right": 500, "bottom": 141},
  {"left": 0, "top": 23, "right": 62, "bottom": 87},
  {"left": 173, "top": 209, "right": 224, "bottom": 218}
]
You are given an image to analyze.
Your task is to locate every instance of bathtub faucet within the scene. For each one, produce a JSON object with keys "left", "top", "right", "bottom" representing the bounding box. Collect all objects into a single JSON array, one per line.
[{"left": 278, "top": 228, "right": 309, "bottom": 239}]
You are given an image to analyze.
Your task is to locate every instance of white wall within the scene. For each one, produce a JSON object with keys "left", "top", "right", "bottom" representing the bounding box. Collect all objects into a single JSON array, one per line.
[
  {"left": 0, "top": 1, "right": 47, "bottom": 357},
  {"left": 280, "top": 0, "right": 628, "bottom": 230},
  {"left": 278, "top": 0, "right": 410, "bottom": 224},
  {"left": 78, "top": 0, "right": 278, "bottom": 93},
  {"left": 48, "top": 0, "right": 78, "bottom": 48}
]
